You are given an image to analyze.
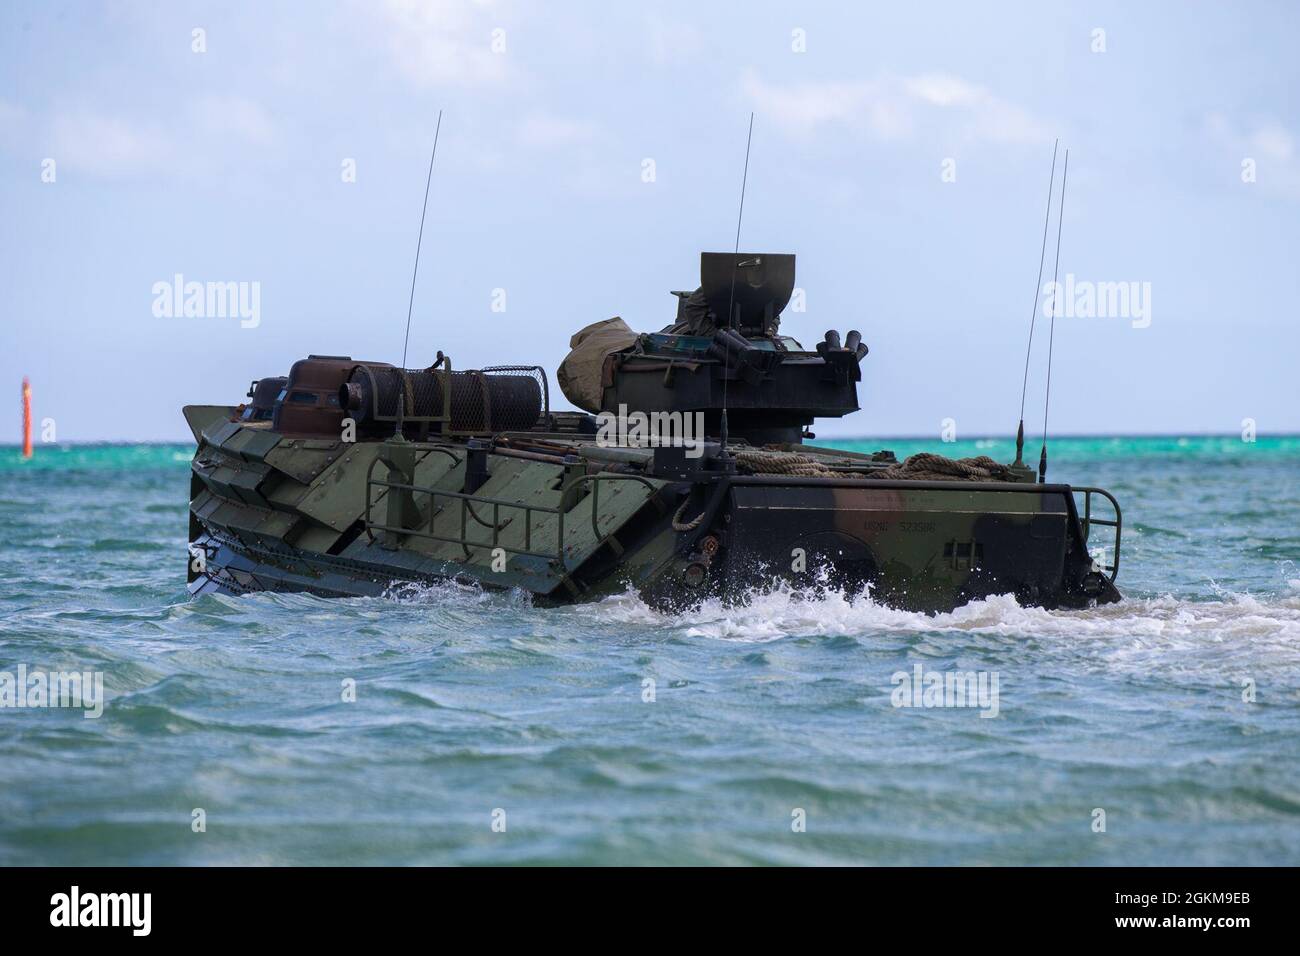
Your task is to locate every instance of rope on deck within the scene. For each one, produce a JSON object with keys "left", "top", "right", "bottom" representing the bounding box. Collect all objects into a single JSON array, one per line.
[
  {"left": 733, "top": 449, "right": 1017, "bottom": 482},
  {"left": 733, "top": 449, "right": 838, "bottom": 477},
  {"left": 866, "top": 453, "right": 1017, "bottom": 482}
]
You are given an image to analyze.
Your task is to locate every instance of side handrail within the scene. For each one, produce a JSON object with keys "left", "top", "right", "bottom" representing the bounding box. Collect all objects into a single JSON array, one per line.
[
  {"left": 366, "top": 473, "right": 560, "bottom": 561},
  {"left": 1072, "top": 486, "right": 1121, "bottom": 581},
  {"left": 363, "top": 458, "right": 661, "bottom": 566},
  {"left": 361, "top": 447, "right": 460, "bottom": 529},
  {"left": 558, "top": 473, "right": 665, "bottom": 541}
]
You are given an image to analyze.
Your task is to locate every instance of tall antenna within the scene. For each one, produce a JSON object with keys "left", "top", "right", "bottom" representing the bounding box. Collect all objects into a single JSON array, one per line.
[
  {"left": 392, "top": 111, "right": 443, "bottom": 437},
  {"left": 1039, "top": 148, "right": 1069, "bottom": 483},
  {"left": 1013, "top": 138, "right": 1059, "bottom": 469},
  {"left": 719, "top": 112, "right": 755, "bottom": 461},
  {"left": 401, "top": 109, "right": 443, "bottom": 372}
]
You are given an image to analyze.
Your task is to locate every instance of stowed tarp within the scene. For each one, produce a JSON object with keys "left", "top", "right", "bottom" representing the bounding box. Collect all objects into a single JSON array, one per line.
[{"left": 556, "top": 317, "right": 639, "bottom": 413}]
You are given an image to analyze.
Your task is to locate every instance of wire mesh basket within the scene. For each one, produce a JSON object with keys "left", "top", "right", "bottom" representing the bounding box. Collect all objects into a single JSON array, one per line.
[{"left": 355, "top": 362, "right": 548, "bottom": 436}]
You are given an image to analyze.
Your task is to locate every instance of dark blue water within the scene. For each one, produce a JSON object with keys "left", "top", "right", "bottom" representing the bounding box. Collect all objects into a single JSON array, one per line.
[{"left": 1, "top": 438, "right": 1298, "bottom": 864}]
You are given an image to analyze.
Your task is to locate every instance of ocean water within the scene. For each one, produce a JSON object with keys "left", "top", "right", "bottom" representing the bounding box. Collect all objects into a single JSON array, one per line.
[{"left": 1, "top": 436, "right": 1298, "bottom": 866}]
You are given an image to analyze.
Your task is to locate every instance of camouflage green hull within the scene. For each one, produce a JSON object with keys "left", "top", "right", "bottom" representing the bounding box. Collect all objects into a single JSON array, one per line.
[{"left": 185, "top": 407, "right": 1120, "bottom": 613}]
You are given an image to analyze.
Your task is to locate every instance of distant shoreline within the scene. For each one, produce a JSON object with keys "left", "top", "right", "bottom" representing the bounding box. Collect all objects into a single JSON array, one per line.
[{"left": 3, "top": 432, "right": 1298, "bottom": 449}]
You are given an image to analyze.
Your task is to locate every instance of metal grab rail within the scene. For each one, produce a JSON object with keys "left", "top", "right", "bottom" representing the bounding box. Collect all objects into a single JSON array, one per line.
[
  {"left": 1072, "top": 486, "right": 1121, "bottom": 581},
  {"left": 366, "top": 474, "right": 558, "bottom": 560},
  {"left": 362, "top": 452, "right": 661, "bottom": 566},
  {"left": 564, "top": 472, "right": 664, "bottom": 541}
]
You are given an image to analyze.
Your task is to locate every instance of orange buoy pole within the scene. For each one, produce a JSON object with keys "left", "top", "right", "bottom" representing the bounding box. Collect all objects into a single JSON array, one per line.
[{"left": 21, "top": 377, "right": 32, "bottom": 459}]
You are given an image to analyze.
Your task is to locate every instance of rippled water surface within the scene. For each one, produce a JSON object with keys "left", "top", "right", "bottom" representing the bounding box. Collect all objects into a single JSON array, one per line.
[{"left": 1, "top": 437, "right": 1298, "bottom": 865}]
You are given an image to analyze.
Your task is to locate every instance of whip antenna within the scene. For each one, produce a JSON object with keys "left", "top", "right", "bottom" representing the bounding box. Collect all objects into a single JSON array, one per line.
[
  {"left": 1039, "top": 148, "right": 1068, "bottom": 483},
  {"left": 395, "top": 109, "right": 441, "bottom": 434},
  {"left": 719, "top": 112, "right": 755, "bottom": 461},
  {"left": 1013, "top": 138, "right": 1059, "bottom": 470},
  {"left": 401, "top": 110, "right": 442, "bottom": 372}
]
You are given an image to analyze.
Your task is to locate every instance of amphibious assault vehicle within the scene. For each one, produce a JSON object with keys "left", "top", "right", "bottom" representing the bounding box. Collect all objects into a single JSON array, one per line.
[{"left": 184, "top": 253, "right": 1121, "bottom": 612}]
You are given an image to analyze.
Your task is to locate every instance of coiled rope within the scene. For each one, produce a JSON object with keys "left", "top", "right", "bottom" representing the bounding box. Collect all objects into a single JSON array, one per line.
[
  {"left": 733, "top": 450, "right": 1016, "bottom": 482},
  {"left": 733, "top": 449, "right": 838, "bottom": 477},
  {"left": 866, "top": 453, "right": 1016, "bottom": 482},
  {"left": 671, "top": 498, "right": 708, "bottom": 532}
]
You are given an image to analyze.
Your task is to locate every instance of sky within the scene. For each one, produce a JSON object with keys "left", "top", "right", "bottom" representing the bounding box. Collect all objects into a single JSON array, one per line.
[{"left": 1, "top": 0, "right": 1298, "bottom": 442}]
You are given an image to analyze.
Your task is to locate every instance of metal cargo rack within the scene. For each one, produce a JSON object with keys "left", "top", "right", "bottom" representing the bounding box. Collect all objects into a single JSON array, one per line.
[
  {"left": 358, "top": 353, "right": 550, "bottom": 438},
  {"left": 362, "top": 447, "right": 661, "bottom": 566}
]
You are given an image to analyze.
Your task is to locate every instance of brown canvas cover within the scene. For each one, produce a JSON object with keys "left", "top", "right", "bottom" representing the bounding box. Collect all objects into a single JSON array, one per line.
[{"left": 557, "top": 317, "right": 638, "bottom": 412}]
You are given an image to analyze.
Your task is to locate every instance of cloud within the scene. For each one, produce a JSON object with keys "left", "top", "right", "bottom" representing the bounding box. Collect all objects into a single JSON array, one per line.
[
  {"left": 517, "top": 111, "right": 597, "bottom": 148},
  {"left": 0, "top": 99, "right": 28, "bottom": 155},
  {"left": 902, "top": 74, "right": 983, "bottom": 108},
  {"left": 741, "top": 69, "right": 1050, "bottom": 145},
  {"left": 1204, "top": 112, "right": 1300, "bottom": 199},
  {"left": 645, "top": 15, "right": 704, "bottom": 67},
  {"left": 739, "top": 72, "right": 901, "bottom": 139},
  {"left": 0, "top": 98, "right": 24, "bottom": 135},
  {"left": 1249, "top": 123, "right": 1294, "bottom": 162},
  {"left": 49, "top": 112, "right": 175, "bottom": 177},
  {"left": 42, "top": 96, "right": 275, "bottom": 179},
  {"left": 189, "top": 95, "right": 275, "bottom": 146},
  {"left": 375, "top": 0, "right": 510, "bottom": 89}
]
